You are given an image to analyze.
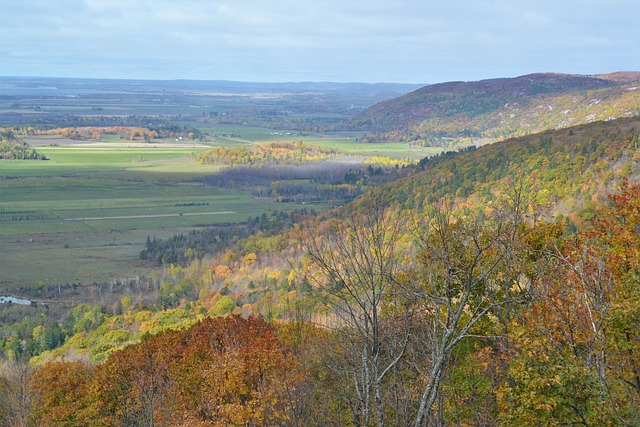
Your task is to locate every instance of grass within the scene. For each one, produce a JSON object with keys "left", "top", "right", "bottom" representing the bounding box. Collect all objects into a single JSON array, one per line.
[
  {"left": 37, "top": 147, "right": 199, "bottom": 163},
  {"left": 299, "top": 137, "right": 441, "bottom": 160},
  {"left": 0, "top": 131, "right": 434, "bottom": 292},
  {"left": 0, "top": 231, "right": 152, "bottom": 289},
  {"left": 0, "top": 180, "right": 289, "bottom": 235},
  {"left": 0, "top": 142, "right": 315, "bottom": 292},
  {"left": 199, "top": 125, "right": 440, "bottom": 160}
]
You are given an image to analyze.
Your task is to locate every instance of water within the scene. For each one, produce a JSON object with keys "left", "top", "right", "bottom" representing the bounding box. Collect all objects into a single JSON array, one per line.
[{"left": 0, "top": 296, "right": 33, "bottom": 306}]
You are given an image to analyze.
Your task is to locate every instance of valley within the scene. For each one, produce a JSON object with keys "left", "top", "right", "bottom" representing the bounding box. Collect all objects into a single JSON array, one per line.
[
  {"left": 1, "top": 73, "right": 639, "bottom": 425},
  {"left": 0, "top": 128, "right": 431, "bottom": 297}
]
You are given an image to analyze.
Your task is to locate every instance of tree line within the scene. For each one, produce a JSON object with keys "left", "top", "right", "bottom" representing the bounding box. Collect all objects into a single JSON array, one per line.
[
  {"left": 140, "top": 209, "right": 315, "bottom": 267},
  {"left": 202, "top": 161, "right": 402, "bottom": 204},
  {"left": 0, "top": 130, "right": 46, "bottom": 160},
  {"left": 196, "top": 141, "right": 339, "bottom": 166}
]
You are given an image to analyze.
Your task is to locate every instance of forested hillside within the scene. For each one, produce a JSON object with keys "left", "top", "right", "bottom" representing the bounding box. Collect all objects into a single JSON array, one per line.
[
  {"left": 2, "top": 117, "right": 639, "bottom": 425},
  {"left": 352, "top": 72, "right": 640, "bottom": 147},
  {"left": 373, "top": 116, "right": 640, "bottom": 226}
]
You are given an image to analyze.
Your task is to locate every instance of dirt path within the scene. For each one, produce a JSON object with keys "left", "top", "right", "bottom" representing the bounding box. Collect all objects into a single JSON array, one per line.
[{"left": 65, "top": 211, "right": 235, "bottom": 221}]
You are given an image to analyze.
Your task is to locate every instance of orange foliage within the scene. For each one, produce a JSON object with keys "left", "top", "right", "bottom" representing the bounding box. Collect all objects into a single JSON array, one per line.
[
  {"left": 84, "top": 316, "right": 297, "bottom": 426},
  {"left": 29, "top": 361, "right": 94, "bottom": 426}
]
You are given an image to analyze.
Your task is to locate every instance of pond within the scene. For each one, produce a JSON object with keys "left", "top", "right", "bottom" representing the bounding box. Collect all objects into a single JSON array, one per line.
[{"left": 0, "top": 296, "right": 34, "bottom": 306}]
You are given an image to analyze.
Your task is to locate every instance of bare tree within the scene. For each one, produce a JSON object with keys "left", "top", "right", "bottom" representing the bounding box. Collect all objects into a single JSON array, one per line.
[
  {"left": 302, "top": 202, "right": 411, "bottom": 427},
  {"left": 0, "top": 360, "right": 34, "bottom": 427}
]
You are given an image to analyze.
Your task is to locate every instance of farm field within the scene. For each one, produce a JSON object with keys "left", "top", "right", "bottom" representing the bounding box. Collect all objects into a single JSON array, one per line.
[
  {"left": 0, "top": 141, "right": 315, "bottom": 292},
  {"left": 1, "top": 130, "right": 431, "bottom": 293},
  {"left": 298, "top": 136, "right": 441, "bottom": 160},
  {"left": 197, "top": 124, "right": 440, "bottom": 160}
]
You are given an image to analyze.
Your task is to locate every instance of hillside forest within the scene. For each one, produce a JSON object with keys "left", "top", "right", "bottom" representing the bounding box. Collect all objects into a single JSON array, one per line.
[
  {"left": 0, "top": 75, "right": 639, "bottom": 426},
  {"left": 352, "top": 72, "right": 640, "bottom": 148}
]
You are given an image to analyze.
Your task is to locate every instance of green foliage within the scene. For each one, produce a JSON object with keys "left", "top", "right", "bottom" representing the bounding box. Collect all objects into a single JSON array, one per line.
[
  {"left": 69, "top": 304, "right": 106, "bottom": 334},
  {"left": 0, "top": 308, "right": 76, "bottom": 361},
  {"left": 210, "top": 295, "right": 236, "bottom": 316},
  {"left": 89, "top": 330, "right": 134, "bottom": 363},
  {"left": 500, "top": 339, "right": 613, "bottom": 426}
]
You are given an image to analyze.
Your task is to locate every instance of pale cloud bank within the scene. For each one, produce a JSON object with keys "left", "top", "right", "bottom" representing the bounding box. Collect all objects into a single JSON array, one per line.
[{"left": 1, "top": 0, "right": 638, "bottom": 83}]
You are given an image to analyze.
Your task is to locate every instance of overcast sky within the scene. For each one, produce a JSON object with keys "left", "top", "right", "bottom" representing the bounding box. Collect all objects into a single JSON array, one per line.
[{"left": 1, "top": 0, "right": 638, "bottom": 84}]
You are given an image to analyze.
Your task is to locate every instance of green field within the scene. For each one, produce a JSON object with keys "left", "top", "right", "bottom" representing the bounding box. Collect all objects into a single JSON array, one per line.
[
  {"left": 298, "top": 137, "right": 441, "bottom": 160},
  {"left": 0, "top": 143, "right": 311, "bottom": 291},
  {"left": 199, "top": 125, "right": 439, "bottom": 160},
  {"left": 0, "top": 131, "right": 436, "bottom": 292}
]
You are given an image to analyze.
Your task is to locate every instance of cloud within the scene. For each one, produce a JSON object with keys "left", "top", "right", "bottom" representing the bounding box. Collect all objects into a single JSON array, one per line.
[{"left": 1, "top": 0, "right": 638, "bottom": 82}]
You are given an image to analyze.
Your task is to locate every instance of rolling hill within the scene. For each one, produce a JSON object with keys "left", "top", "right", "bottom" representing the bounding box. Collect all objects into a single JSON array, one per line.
[{"left": 351, "top": 72, "right": 640, "bottom": 148}]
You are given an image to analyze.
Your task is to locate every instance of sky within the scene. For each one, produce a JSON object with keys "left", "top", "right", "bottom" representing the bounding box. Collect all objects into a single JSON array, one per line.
[{"left": 1, "top": 0, "right": 638, "bottom": 84}]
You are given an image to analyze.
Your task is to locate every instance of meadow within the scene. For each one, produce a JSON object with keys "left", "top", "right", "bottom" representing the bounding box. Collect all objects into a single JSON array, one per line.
[
  {"left": 200, "top": 124, "right": 439, "bottom": 160},
  {"left": 1, "top": 130, "right": 434, "bottom": 293},
  {"left": 0, "top": 140, "right": 302, "bottom": 292}
]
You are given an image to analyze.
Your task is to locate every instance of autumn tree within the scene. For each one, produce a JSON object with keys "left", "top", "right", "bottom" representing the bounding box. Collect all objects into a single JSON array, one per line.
[
  {"left": 497, "top": 181, "right": 640, "bottom": 426},
  {"left": 87, "top": 336, "right": 174, "bottom": 426},
  {"left": 29, "top": 361, "right": 94, "bottom": 426},
  {"left": 587, "top": 181, "right": 640, "bottom": 422},
  {"left": 84, "top": 315, "right": 296, "bottom": 426}
]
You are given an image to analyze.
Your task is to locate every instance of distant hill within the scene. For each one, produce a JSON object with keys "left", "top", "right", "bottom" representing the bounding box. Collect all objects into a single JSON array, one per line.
[
  {"left": 351, "top": 72, "right": 640, "bottom": 148},
  {"left": 0, "top": 76, "right": 422, "bottom": 100}
]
